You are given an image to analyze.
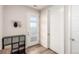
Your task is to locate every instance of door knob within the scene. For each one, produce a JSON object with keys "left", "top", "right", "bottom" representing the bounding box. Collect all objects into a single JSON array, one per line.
[
  {"left": 71, "top": 38, "right": 75, "bottom": 41},
  {"left": 48, "top": 33, "right": 50, "bottom": 36},
  {"left": 27, "top": 32, "right": 29, "bottom": 35}
]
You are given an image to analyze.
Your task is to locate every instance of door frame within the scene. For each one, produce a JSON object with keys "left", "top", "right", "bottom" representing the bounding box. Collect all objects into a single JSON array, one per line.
[
  {"left": 47, "top": 6, "right": 50, "bottom": 48},
  {"left": 64, "top": 5, "right": 72, "bottom": 54},
  {"left": 70, "top": 6, "right": 72, "bottom": 54}
]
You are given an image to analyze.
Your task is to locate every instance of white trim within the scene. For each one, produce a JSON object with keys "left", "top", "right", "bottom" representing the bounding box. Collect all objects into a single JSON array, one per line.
[{"left": 64, "top": 5, "right": 72, "bottom": 54}]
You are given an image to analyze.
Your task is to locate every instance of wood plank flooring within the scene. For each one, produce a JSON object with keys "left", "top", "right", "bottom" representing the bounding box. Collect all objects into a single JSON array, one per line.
[
  {"left": 0, "top": 44, "right": 56, "bottom": 54},
  {"left": 26, "top": 44, "right": 56, "bottom": 54}
]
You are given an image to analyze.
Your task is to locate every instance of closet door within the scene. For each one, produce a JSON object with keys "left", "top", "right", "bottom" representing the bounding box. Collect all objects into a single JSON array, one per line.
[
  {"left": 71, "top": 6, "right": 79, "bottom": 54},
  {"left": 49, "top": 6, "right": 64, "bottom": 54}
]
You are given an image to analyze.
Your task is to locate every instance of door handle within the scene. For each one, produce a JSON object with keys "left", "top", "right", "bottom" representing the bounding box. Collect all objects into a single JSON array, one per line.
[
  {"left": 27, "top": 32, "right": 29, "bottom": 35},
  {"left": 71, "top": 38, "right": 75, "bottom": 41},
  {"left": 48, "top": 33, "right": 50, "bottom": 36}
]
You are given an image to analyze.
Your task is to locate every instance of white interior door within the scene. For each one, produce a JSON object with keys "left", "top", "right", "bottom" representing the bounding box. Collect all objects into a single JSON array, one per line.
[
  {"left": 71, "top": 6, "right": 79, "bottom": 54},
  {"left": 49, "top": 6, "right": 64, "bottom": 54},
  {"left": 27, "top": 15, "right": 39, "bottom": 47}
]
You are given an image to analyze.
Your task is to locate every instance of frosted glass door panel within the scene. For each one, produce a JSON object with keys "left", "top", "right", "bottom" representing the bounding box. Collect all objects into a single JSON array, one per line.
[{"left": 30, "top": 16, "right": 37, "bottom": 42}]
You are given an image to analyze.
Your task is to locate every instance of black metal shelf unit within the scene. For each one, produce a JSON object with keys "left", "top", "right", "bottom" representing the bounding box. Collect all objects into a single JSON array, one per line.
[{"left": 2, "top": 35, "right": 26, "bottom": 54}]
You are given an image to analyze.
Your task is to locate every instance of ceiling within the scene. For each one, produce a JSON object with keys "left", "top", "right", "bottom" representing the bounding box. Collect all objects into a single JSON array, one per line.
[{"left": 27, "top": 5, "right": 48, "bottom": 10}]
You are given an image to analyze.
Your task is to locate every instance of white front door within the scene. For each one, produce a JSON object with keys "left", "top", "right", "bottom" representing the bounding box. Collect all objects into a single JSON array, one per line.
[
  {"left": 71, "top": 6, "right": 79, "bottom": 54},
  {"left": 49, "top": 6, "right": 64, "bottom": 54},
  {"left": 26, "top": 15, "right": 39, "bottom": 47}
]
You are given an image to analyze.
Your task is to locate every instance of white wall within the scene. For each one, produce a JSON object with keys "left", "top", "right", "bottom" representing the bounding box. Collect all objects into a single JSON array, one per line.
[
  {"left": 49, "top": 6, "right": 64, "bottom": 54},
  {"left": 40, "top": 8, "right": 48, "bottom": 48},
  {"left": 3, "top": 6, "right": 27, "bottom": 36},
  {"left": 3, "top": 6, "right": 39, "bottom": 47},
  {"left": 0, "top": 6, "right": 3, "bottom": 50}
]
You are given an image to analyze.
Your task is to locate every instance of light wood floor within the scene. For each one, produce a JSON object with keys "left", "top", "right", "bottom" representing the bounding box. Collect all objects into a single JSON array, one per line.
[
  {"left": 26, "top": 44, "right": 56, "bottom": 54},
  {"left": 0, "top": 44, "right": 56, "bottom": 54}
]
